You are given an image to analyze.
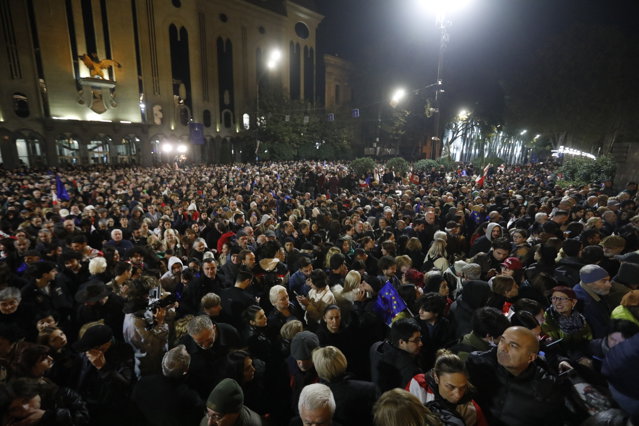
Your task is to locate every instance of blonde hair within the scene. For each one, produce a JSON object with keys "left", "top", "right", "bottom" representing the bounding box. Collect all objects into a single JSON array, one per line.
[
  {"left": 373, "top": 389, "right": 442, "bottom": 426},
  {"left": 343, "top": 270, "right": 361, "bottom": 293},
  {"left": 312, "top": 346, "right": 347, "bottom": 382},
  {"left": 280, "top": 320, "right": 304, "bottom": 340},
  {"left": 427, "top": 238, "right": 447, "bottom": 259},
  {"left": 395, "top": 255, "right": 413, "bottom": 271}
]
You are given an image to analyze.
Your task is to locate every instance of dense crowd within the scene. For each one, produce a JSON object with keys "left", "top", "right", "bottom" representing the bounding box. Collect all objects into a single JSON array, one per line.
[{"left": 0, "top": 160, "right": 638, "bottom": 426}]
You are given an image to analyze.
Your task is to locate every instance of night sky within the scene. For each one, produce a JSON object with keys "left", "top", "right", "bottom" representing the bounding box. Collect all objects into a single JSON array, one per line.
[{"left": 316, "top": 0, "right": 639, "bottom": 118}]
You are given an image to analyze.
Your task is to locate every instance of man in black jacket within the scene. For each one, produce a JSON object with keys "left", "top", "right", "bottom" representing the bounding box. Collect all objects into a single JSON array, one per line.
[
  {"left": 467, "top": 326, "right": 565, "bottom": 426},
  {"left": 132, "top": 344, "right": 204, "bottom": 426},
  {"left": 371, "top": 318, "right": 422, "bottom": 393},
  {"left": 181, "top": 259, "right": 222, "bottom": 316}
]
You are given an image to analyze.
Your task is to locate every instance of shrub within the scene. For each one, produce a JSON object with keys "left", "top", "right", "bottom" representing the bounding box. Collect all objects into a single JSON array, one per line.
[
  {"left": 558, "top": 155, "right": 616, "bottom": 187},
  {"left": 413, "top": 159, "right": 439, "bottom": 173},
  {"left": 386, "top": 157, "right": 409, "bottom": 176},
  {"left": 350, "top": 157, "right": 377, "bottom": 177}
]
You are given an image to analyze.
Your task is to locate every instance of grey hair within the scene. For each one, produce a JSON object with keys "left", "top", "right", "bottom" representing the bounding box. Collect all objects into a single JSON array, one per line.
[
  {"left": 269, "top": 285, "right": 288, "bottom": 305},
  {"left": 461, "top": 263, "right": 481, "bottom": 280},
  {"left": 88, "top": 257, "right": 107, "bottom": 275},
  {"left": 161, "top": 344, "right": 190, "bottom": 378},
  {"left": 0, "top": 286, "right": 21, "bottom": 302},
  {"left": 186, "top": 315, "right": 213, "bottom": 336},
  {"left": 298, "top": 383, "right": 336, "bottom": 416}
]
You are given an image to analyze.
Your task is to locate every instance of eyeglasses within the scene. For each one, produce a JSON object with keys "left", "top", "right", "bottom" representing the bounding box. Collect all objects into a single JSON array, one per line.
[
  {"left": 406, "top": 337, "right": 422, "bottom": 344},
  {"left": 551, "top": 296, "right": 572, "bottom": 303}
]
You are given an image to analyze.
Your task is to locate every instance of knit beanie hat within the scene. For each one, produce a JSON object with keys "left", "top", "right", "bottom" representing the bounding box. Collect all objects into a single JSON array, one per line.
[
  {"left": 580, "top": 264, "right": 609, "bottom": 284},
  {"left": 206, "top": 379, "right": 244, "bottom": 414},
  {"left": 290, "top": 331, "right": 319, "bottom": 361}
]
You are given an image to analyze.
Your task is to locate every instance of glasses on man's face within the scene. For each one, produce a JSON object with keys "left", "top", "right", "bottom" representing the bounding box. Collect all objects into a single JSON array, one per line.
[
  {"left": 406, "top": 336, "right": 422, "bottom": 344},
  {"left": 551, "top": 296, "right": 571, "bottom": 303}
]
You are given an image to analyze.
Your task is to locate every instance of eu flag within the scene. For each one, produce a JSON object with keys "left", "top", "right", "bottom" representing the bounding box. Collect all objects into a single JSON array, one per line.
[
  {"left": 374, "top": 281, "right": 408, "bottom": 325},
  {"left": 56, "top": 175, "right": 70, "bottom": 201}
]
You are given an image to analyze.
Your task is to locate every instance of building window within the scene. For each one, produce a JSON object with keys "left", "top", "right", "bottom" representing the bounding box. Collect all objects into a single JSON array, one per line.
[
  {"left": 16, "top": 137, "right": 42, "bottom": 167},
  {"left": 12, "top": 93, "right": 29, "bottom": 118},
  {"left": 172, "top": 0, "right": 181, "bottom": 7},
  {"left": 87, "top": 137, "right": 110, "bottom": 164},
  {"left": 258, "top": 26, "right": 266, "bottom": 34},
  {"left": 223, "top": 110, "right": 233, "bottom": 129},
  {"left": 295, "top": 22, "right": 309, "bottom": 39},
  {"left": 203, "top": 110, "right": 212, "bottom": 127},
  {"left": 219, "top": 13, "right": 227, "bottom": 22},
  {"left": 56, "top": 136, "right": 80, "bottom": 165}
]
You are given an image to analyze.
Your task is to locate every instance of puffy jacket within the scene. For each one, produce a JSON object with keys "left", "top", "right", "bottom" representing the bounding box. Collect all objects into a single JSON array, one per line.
[{"left": 467, "top": 348, "right": 565, "bottom": 426}]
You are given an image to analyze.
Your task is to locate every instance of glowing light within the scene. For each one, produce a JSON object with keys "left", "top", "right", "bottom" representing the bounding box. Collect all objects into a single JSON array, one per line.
[
  {"left": 266, "top": 49, "right": 282, "bottom": 70},
  {"left": 390, "top": 88, "right": 406, "bottom": 107},
  {"left": 520, "top": 129, "right": 527, "bottom": 135},
  {"left": 161, "top": 143, "right": 173, "bottom": 153},
  {"left": 458, "top": 109, "right": 470, "bottom": 120},
  {"left": 120, "top": 121, "right": 132, "bottom": 124},
  {"left": 177, "top": 144, "right": 188, "bottom": 153}
]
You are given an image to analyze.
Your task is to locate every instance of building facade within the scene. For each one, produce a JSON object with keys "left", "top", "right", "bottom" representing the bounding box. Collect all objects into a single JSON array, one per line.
[{"left": 0, "top": 0, "right": 322, "bottom": 168}]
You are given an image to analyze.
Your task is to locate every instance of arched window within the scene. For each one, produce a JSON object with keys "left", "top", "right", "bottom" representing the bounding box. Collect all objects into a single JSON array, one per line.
[
  {"left": 13, "top": 93, "right": 29, "bottom": 118},
  {"left": 87, "top": 136, "right": 111, "bottom": 164},
  {"left": 56, "top": 136, "right": 80, "bottom": 165},
  {"left": 15, "top": 136, "right": 42, "bottom": 167}
]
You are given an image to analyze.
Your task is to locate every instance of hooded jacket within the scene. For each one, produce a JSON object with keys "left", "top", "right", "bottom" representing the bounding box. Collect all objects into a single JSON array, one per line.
[{"left": 469, "top": 223, "right": 502, "bottom": 257}]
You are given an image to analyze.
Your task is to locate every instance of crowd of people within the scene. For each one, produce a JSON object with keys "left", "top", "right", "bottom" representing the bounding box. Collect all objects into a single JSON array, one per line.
[{"left": 0, "top": 160, "right": 638, "bottom": 425}]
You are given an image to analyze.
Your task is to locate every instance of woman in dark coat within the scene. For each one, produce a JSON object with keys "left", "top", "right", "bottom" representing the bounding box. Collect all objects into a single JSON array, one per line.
[{"left": 312, "top": 345, "right": 378, "bottom": 426}]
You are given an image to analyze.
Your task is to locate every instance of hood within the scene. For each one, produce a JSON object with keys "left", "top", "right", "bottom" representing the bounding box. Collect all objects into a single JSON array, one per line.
[
  {"left": 259, "top": 257, "right": 280, "bottom": 272},
  {"left": 167, "top": 256, "right": 184, "bottom": 273},
  {"left": 485, "top": 222, "right": 502, "bottom": 241}
]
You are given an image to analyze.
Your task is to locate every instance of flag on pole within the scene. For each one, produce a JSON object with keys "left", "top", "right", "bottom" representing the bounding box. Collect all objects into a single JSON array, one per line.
[
  {"left": 374, "top": 281, "right": 408, "bottom": 325},
  {"left": 55, "top": 176, "right": 70, "bottom": 201}
]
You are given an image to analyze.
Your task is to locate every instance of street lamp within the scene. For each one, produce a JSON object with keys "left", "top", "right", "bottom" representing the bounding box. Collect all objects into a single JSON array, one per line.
[
  {"left": 390, "top": 88, "right": 406, "bottom": 107},
  {"left": 417, "top": 0, "right": 474, "bottom": 159},
  {"left": 255, "top": 48, "right": 282, "bottom": 161}
]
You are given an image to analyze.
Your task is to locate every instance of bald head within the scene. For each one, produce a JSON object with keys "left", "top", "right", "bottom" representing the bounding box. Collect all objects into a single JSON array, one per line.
[{"left": 497, "top": 326, "right": 539, "bottom": 376}]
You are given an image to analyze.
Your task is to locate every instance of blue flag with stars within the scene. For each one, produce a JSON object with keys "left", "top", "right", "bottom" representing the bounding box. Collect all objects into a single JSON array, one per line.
[{"left": 374, "top": 281, "right": 408, "bottom": 325}]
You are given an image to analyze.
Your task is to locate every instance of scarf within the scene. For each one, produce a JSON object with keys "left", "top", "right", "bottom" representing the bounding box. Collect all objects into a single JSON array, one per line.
[{"left": 555, "top": 308, "right": 587, "bottom": 335}]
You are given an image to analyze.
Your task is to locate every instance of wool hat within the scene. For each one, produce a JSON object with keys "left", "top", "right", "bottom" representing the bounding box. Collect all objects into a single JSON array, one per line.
[
  {"left": 551, "top": 286, "right": 577, "bottom": 300},
  {"left": 74, "top": 324, "right": 113, "bottom": 352},
  {"left": 613, "top": 262, "right": 639, "bottom": 287},
  {"left": 580, "top": 264, "right": 609, "bottom": 284},
  {"left": 404, "top": 268, "right": 424, "bottom": 286},
  {"left": 501, "top": 257, "right": 523, "bottom": 271},
  {"left": 206, "top": 378, "right": 244, "bottom": 414},
  {"left": 290, "top": 331, "right": 319, "bottom": 361},
  {"left": 615, "top": 252, "right": 639, "bottom": 264}
]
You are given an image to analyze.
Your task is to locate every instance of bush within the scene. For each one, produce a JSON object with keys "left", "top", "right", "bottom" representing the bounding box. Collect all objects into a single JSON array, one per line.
[
  {"left": 436, "top": 156, "right": 455, "bottom": 171},
  {"left": 413, "top": 159, "right": 439, "bottom": 173},
  {"left": 386, "top": 157, "right": 410, "bottom": 176},
  {"left": 559, "top": 155, "right": 616, "bottom": 187},
  {"left": 350, "top": 157, "right": 377, "bottom": 177}
]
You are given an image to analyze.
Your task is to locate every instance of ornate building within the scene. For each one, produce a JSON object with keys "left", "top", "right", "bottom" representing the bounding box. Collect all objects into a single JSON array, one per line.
[{"left": 0, "top": 0, "right": 322, "bottom": 168}]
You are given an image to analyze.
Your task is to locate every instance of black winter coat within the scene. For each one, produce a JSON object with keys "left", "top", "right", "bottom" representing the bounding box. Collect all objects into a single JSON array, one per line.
[{"left": 467, "top": 348, "right": 565, "bottom": 426}]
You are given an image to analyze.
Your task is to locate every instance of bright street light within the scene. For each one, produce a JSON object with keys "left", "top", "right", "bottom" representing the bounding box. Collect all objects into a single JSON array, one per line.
[
  {"left": 458, "top": 109, "right": 470, "bottom": 120},
  {"left": 177, "top": 144, "right": 188, "bottom": 153},
  {"left": 390, "top": 88, "right": 406, "bottom": 107},
  {"left": 418, "top": 0, "right": 474, "bottom": 19},
  {"left": 520, "top": 129, "right": 528, "bottom": 135},
  {"left": 161, "top": 143, "right": 173, "bottom": 153},
  {"left": 266, "top": 49, "right": 282, "bottom": 70}
]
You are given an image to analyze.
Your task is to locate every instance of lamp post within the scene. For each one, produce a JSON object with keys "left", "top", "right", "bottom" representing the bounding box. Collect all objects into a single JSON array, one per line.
[
  {"left": 419, "top": 0, "right": 473, "bottom": 159},
  {"left": 255, "top": 48, "right": 282, "bottom": 162}
]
